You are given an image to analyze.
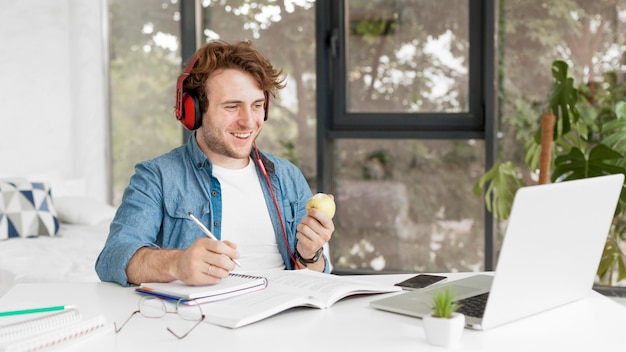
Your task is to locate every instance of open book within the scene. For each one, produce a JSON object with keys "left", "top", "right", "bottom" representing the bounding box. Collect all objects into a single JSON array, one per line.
[
  {"left": 200, "top": 269, "right": 402, "bottom": 328},
  {"left": 137, "top": 272, "right": 268, "bottom": 305}
]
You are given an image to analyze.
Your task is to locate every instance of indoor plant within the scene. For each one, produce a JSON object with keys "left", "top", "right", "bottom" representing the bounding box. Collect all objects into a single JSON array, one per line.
[
  {"left": 473, "top": 60, "right": 626, "bottom": 286},
  {"left": 422, "top": 286, "right": 464, "bottom": 347}
]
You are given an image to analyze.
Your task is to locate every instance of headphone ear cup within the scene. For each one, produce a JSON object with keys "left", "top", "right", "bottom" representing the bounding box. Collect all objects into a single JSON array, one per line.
[
  {"left": 263, "top": 92, "right": 270, "bottom": 121},
  {"left": 181, "top": 92, "right": 202, "bottom": 130}
]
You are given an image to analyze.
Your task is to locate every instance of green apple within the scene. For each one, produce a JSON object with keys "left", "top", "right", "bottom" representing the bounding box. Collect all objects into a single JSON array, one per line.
[{"left": 306, "top": 193, "right": 336, "bottom": 219}]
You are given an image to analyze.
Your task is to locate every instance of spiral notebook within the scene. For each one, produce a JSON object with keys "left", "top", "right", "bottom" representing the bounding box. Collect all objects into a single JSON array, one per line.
[
  {"left": 137, "top": 272, "right": 268, "bottom": 305},
  {"left": 0, "top": 308, "right": 113, "bottom": 352}
]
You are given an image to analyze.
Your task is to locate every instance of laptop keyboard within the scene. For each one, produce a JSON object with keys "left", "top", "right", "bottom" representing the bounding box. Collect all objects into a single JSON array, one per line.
[{"left": 456, "top": 292, "right": 490, "bottom": 318}]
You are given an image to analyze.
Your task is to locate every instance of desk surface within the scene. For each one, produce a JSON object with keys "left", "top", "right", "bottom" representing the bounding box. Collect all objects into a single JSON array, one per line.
[{"left": 1, "top": 273, "right": 625, "bottom": 351}]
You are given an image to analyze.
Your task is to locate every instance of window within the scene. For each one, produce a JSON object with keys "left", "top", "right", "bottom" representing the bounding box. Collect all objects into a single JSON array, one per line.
[
  {"left": 328, "top": 0, "right": 487, "bottom": 134},
  {"left": 332, "top": 139, "right": 486, "bottom": 273},
  {"left": 346, "top": 0, "right": 470, "bottom": 114},
  {"left": 319, "top": 0, "right": 494, "bottom": 273},
  {"left": 109, "top": 0, "right": 182, "bottom": 204},
  {"left": 497, "top": 0, "right": 626, "bottom": 287}
]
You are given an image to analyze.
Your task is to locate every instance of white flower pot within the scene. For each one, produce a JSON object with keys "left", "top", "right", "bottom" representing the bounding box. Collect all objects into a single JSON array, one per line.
[{"left": 422, "top": 312, "right": 465, "bottom": 347}]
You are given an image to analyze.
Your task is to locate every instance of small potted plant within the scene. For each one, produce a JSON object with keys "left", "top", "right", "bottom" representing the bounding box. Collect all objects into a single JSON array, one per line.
[{"left": 422, "top": 286, "right": 465, "bottom": 347}]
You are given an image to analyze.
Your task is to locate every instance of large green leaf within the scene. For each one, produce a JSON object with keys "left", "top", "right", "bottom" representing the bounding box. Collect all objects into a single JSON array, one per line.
[
  {"left": 548, "top": 60, "right": 579, "bottom": 139},
  {"left": 552, "top": 144, "right": 626, "bottom": 181},
  {"left": 616, "top": 101, "right": 626, "bottom": 120},
  {"left": 473, "top": 162, "right": 525, "bottom": 220},
  {"left": 598, "top": 235, "right": 617, "bottom": 283},
  {"left": 601, "top": 101, "right": 626, "bottom": 154},
  {"left": 598, "top": 232, "right": 626, "bottom": 285},
  {"left": 602, "top": 119, "right": 626, "bottom": 154},
  {"left": 523, "top": 138, "right": 542, "bottom": 171}
]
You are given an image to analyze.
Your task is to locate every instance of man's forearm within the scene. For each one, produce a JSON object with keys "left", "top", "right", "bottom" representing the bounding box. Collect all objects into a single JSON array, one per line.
[{"left": 126, "top": 247, "right": 181, "bottom": 285}]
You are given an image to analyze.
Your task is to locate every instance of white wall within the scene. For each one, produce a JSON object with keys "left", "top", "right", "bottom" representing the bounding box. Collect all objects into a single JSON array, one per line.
[{"left": 0, "top": 0, "right": 109, "bottom": 203}]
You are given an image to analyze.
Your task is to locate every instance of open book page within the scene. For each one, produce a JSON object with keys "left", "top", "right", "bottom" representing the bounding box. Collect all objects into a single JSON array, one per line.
[{"left": 201, "top": 269, "right": 401, "bottom": 328}]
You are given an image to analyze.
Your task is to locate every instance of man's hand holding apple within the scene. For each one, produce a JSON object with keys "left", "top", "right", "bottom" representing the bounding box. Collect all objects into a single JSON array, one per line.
[{"left": 295, "top": 193, "right": 336, "bottom": 271}]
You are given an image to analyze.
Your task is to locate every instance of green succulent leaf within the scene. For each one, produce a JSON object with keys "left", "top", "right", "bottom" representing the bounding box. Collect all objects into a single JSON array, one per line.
[{"left": 431, "top": 286, "right": 460, "bottom": 318}]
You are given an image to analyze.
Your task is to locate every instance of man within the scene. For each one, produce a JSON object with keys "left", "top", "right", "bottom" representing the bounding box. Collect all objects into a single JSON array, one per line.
[{"left": 96, "top": 40, "right": 335, "bottom": 286}]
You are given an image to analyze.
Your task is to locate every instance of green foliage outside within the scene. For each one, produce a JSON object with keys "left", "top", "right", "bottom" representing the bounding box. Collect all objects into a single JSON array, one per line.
[
  {"left": 109, "top": 0, "right": 182, "bottom": 203},
  {"left": 474, "top": 60, "right": 626, "bottom": 286},
  {"left": 110, "top": 49, "right": 181, "bottom": 203}
]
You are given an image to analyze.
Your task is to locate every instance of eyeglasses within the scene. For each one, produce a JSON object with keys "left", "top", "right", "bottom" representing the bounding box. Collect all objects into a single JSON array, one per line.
[{"left": 115, "top": 295, "right": 205, "bottom": 339}]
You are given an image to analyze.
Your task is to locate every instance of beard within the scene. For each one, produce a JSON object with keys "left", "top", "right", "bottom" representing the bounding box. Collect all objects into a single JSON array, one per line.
[{"left": 199, "top": 125, "right": 258, "bottom": 161}]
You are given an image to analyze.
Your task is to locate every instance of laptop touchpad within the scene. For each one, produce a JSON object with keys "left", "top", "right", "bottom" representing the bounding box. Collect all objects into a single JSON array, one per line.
[
  {"left": 447, "top": 275, "right": 493, "bottom": 299},
  {"left": 448, "top": 284, "right": 486, "bottom": 299}
]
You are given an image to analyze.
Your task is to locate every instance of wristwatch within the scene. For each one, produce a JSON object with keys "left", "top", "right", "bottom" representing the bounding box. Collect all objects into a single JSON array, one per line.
[{"left": 295, "top": 247, "right": 323, "bottom": 265}]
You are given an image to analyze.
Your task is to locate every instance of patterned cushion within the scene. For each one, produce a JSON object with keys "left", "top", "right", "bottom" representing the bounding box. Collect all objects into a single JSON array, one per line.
[{"left": 0, "top": 179, "right": 60, "bottom": 240}]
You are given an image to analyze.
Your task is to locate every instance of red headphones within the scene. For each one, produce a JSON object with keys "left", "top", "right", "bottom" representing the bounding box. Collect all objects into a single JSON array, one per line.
[{"left": 175, "top": 53, "right": 270, "bottom": 130}]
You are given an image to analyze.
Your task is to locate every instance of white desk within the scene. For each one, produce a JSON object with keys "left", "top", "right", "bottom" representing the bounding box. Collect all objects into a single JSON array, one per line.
[{"left": 1, "top": 273, "right": 625, "bottom": 351}]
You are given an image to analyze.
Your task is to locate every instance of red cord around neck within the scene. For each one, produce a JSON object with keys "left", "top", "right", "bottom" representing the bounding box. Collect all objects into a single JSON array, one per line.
[{"left": 254, "top": 142, "right": 301, "bottom": 269}]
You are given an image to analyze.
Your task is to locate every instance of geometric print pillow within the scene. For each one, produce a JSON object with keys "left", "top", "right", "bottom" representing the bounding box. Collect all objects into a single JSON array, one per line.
[{"left": 0, "top": 178, "right": 60, "bottom": 240}]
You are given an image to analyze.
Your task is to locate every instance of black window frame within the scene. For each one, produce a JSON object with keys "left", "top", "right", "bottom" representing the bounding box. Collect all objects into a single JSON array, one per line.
[
  {"left": 321, "top": 0, "right": 488, "bottom": 138},
  {"left": 316, "top": 0, "right": 498, "bottom": 271}
]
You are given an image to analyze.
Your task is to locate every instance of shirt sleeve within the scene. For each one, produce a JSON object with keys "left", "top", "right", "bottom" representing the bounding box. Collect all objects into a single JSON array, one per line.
[{"left": 95, "top": 161, "right": 164, "bottom": 286}]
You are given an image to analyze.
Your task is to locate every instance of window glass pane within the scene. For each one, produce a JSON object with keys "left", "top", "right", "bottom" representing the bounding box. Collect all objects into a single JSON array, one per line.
[
  {"left": 331, "top": 139, "right": 485, "bottom": 273},
  {"left": 498, "top": 1, "right": 626, "bottom": 285},
  {"left": 200, "top": 1, "right": 318, "bottom": 186},
  {"left": 109, "top": 0, "right": 181, "bottom": 204},
  {"left": 346, "top": 0, "right": 469, "bottom": 113},
  {"left": 499, "top": 0, "right": 626, "bottom": 166}
]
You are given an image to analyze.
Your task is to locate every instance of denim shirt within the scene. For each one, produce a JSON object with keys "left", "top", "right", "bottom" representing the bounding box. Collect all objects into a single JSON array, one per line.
[{"left": 95, "top": 133, "right": 329, "bottom": 286}]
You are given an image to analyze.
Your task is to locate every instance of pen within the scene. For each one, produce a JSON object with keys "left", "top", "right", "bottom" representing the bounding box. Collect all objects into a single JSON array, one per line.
[
  {"left": 0, "top": 305, "right": 77, "bottom": 317},
  {"left": 188, "top": 212, "right": 242, "bottom": 267}
]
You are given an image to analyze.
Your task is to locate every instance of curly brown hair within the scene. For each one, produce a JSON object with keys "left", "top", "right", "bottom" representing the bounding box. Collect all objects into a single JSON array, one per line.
[{"left": 182, "top": 40, "right": 286, "bottom": 114}]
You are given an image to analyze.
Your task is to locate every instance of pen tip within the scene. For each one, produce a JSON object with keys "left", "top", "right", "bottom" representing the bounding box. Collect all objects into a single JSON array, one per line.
[{"left": 188, "top": 212, "right": 192, "bottom": 216}]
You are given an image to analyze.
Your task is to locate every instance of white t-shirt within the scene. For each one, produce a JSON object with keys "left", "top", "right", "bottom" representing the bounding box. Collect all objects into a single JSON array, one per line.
[{"left": 211, "top": 158, "right": 285, "bottom": 270}]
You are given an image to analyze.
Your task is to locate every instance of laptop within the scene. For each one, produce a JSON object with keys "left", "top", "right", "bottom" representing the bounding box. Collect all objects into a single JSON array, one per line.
[{"left": 370, "top": 173, "right": 624, "bottom": 330}]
